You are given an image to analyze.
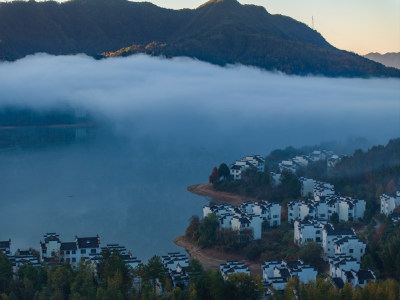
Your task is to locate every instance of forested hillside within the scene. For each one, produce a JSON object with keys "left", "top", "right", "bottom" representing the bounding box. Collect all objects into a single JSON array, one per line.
[{"left": 0, "top": 0, "right": 399, "bottom": 77}]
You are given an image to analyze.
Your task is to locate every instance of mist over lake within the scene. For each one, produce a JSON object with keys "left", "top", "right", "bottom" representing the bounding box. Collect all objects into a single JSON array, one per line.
[{"left": 0, "top": 54, "right": 399, "bottom": 259}]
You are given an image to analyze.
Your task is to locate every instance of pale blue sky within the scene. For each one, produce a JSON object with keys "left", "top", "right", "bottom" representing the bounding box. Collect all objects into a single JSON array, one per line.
[{"left": 2, "top": 0, "right": 399, "bottom": 54}]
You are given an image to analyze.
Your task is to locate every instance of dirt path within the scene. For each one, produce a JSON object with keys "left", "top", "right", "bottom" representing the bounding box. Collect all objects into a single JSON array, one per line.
[
  {"left": 187, "top": 183, "right": 258, "bottom": 207},
  {"left": 174, "top": 235, "right": 262, "bottom": 276}
]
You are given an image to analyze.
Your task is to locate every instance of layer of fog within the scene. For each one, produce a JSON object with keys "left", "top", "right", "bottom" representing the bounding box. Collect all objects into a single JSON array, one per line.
[
  {"left": 1, "top": 53, "right": 399, "bottom": 151},
  {"left": 0, "top": 53, "right": 399, "bottom": 257}
]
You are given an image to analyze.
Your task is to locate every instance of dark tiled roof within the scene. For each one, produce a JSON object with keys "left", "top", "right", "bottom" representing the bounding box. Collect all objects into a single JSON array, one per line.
[
  {"left": 76, "top": 237, "right": 99, "bottom": 249},
  {"left": 44, "top": 235, "right": 60, "bottom": 243},
  {"left": 61, "top": 242, "right": 77, "bottom": 251},
  {"left": 0, "top": 240, "right": 10, "bottom": 248},
  {"left": 357, "top": 270, "right": 375, "bottom": 281},
  {"left": 332, "top": 277, "right": 344, "bottom": 289}
]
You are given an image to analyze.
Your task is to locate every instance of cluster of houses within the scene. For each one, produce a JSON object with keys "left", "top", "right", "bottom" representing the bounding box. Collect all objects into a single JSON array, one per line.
[
  {"left": 380, "top": 191, "right": 400, "bottom": 222},
  {"left": 0, "top": 234, "right": 195, "bottom": 294},
  {"left": 289, "top": 179, "right": 366, "bottom": 223},
  {"left": 229, "top": 155, "right": 265, "bottom": 181},
  {"left": 278, "top": 150, "right": 346, "bottom": 173},
  {"left": 0, "top": 234, "right": 142, "bottom": 274},
  {"left": 262, "top": 259, "right": 317, "bottom": 292},
  {"left": 203, "top": 201, "right": 281, "bottom": 240},
  {"left": 293, "top": 219, "right": 374, "bottom": 288}
]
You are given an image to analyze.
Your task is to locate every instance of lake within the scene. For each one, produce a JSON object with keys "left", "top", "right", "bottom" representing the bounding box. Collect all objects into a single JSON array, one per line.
[{"left": 0, "top": 54, "right": 399, "bottom": 260}]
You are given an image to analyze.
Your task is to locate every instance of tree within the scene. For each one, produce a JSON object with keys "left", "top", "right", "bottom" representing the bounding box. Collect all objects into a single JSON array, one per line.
[
  {"left": 209, "top": 167, "right": 219, "bottom": 183},
  {"left": 0, "top": 253, "right": 12, "bottom": 294},
  {"left": 218, "top": 163, "right": 230, "bottom": 181},
  {"left": 330, "top": 212, "right": 339, "bottom": 225},
  {"left": 226, "top": 273, "right": 264, "bottom": 300},
  {"left": 198, "top": 213, "right": 219, "bottom": 247},
  {"left": 141, "top": 255, "right": 168, "bottom": 294},
  {"left": 185, "top": 215, "right": 200, "bottom": 241},
  {"left": 298, "top": 242, "right": 324, "bottom": 271}
]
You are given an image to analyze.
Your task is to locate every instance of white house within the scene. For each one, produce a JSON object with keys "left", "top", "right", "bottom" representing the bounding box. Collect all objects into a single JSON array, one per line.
[
  {"left": 337, "top": 197, "right": 366, "bottom": 221},
  {"left": 262, "top": 259, "right": 317, "bottom": 291},
  {"left": 203, "top": 201, "right": 281, "bottom": 240},
  {"left": 295, "top": 220, "right": 364, "bottom": 262},
  {"left": 333, "top": 236, "right": 366, "bottom": 262},
  {"left": 329, "top": 255, "right": 375, "bottom": 288},
  {"left": 13, "top": 249, "right": 41, "bottom": 272},
  {"left": 294, "top": 220, "right": 326, "bottom": 246},
  {"left": 220, "top": 261, "right": 250, "bottom": 280},
  {"left": 279, "top": 160, "right": 297, "bottom": 173},
  {"left": 40, "top": 233, "right": 101, "bottom": 265},
  {"left": 270, "top": 172, "right": 281, "bottom": 187},
  {"left": 300, "top": 177, "right": 315, "bottom": 197},
  {"left": 322, "top": 224, "right": 355, "bottom": 259},
  {"left": 329, "top": 255, "right": 359, "bottom": 278},
  {"left": 40, "top": 233, "right": 61, "bottom": 262},
  {"left": 229, "top": 155, "right": 265, "bottom": 181},
  {"left": 0, "top": 239, "right": 11, "bottom": 257},
  {"left": 289, "top": 195, "right": 365, "bottom": 223},
  {"left": 380, "top": 192, "right": 400, "bottom": 216},
  {"left": 231, "top": 215, "right": 263, "bottom": 240},
  {"left": 313, "top": 181, "right": 335, "bottom": 201},
  {"left": 251, "top": 201, "right": 281, "bottom": 227},
  {"left": 162, "top": 252, "right": 189, "bottom": 288},
  {"left": 162, "top": 252, "right": 189, "bottom": 272}
]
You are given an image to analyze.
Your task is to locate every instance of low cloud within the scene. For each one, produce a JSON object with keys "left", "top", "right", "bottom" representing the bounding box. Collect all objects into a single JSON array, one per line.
[{"left": 0, "top": 53, "right": 399, "bottom": 150}]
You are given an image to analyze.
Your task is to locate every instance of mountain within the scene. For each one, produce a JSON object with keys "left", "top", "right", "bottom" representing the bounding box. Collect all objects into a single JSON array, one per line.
[
  {"left": 0, "top": 0, "right": 399, "bottom": 77},
  {"left": 364, "top": 52, "right": 400, "bottom": 70}
]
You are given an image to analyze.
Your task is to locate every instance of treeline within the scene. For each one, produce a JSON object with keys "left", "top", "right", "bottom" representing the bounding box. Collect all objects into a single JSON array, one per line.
[
  {"left": 0, "top": 107, "right": 90, "bottom": 127},
  {"left": 213, "top": 167, "right": 301, "bottom": 203},
  {"left": 0, "top": 250, "right": 265, "bottom": 300},
  {"left": 184, "top": 214, "right": 325, "bottom": 269},
  {"left": 362, "top": 219, "right": 400, "bottom": 280},
  {"left": 306, "top": 138, "right": 400, "bottom": 221},
  {"left": 274, "top": 277, "right": 400, "bottom": 300}
]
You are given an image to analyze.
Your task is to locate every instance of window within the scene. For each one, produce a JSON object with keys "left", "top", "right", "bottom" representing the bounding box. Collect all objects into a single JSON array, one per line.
[
  {"left": 42, "top": 250, "right": 46, "bottom": 254},
  {"left": 91, "top": 249, "right": 96, "bottom": 254},
  {"left": 66, "top": 250, "right": 70, "bottom": 255},
  {"left": 349, "top": 249, "right": 354, "bottom": 253},
  {"left": 316, "top": 230, "right": 320, "bottom": 234},
  {"left": 72, "top": 250, "right": 76, "bottom": 254},
  {"left": 66, "top": 258, "right": 70, "bottom": 263},
  {"left": 81, "top": 249, "right": 86, "bottom": 254},
  {"left": 72, "top": 258, "right": 76, "bottom": 262}
]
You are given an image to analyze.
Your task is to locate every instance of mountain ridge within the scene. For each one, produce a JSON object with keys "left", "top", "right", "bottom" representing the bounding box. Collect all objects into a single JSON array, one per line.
[
  {"left": 0, "top": 0, "right": 399, "bottom": 77},
  {"left": 364, "top": 52, "right": 400, "bottom": 70}
]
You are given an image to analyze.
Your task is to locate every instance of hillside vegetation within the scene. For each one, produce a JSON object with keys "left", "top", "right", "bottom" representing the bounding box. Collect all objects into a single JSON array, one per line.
[{"left": 0, "top": 0, "right": 399, "bottom": 77}]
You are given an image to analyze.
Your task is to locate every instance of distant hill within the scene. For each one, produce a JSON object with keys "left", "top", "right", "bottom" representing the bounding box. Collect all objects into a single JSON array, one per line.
[
  {"left": 364, "top": 52, "right": 400, "bottom": 70},
  {"left": 0, "top": 0, "right": 399, "bottom": 77}
]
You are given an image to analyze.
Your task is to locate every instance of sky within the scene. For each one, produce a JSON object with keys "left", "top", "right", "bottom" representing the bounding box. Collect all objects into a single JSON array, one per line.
[
  {"left": 133, "top": 0, "right": 400, "bottom": 55},
  {"left": 3, "top": 0, "right": 397, "bottom": 55}
]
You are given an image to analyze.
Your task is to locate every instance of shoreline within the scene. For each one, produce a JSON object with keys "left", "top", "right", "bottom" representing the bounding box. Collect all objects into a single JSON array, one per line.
[
  {"left": 187, "top": 183, "right": 259, "bottom": 206},
  {"left": 176, "top": 183, "right": 262, "bottom": 275},
  {"left": 174, "top": 235, "right": 262, "bottom": 276}
]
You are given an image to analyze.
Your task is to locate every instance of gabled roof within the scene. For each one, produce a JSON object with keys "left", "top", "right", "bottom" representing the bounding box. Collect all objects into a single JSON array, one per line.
[
  {"left": 332, "top": 277, "right": 344, "bottom": 289},
  {"left": 0, "top": 240, "right": 11, "bottom": 249},
  {"left": 76, "top": 236, "right": 99, "bottom": 249},
  {"left": 61, "top": 242, "right": 77, "bottom": 251}
]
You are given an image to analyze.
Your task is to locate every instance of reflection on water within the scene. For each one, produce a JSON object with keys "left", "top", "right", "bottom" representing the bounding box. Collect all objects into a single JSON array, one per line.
[
  {"left": 0, "top": 126, "right": 95, "bottom": 150},
  {"left": 0, "top": 127, "right": 210, "bottom": 260}
]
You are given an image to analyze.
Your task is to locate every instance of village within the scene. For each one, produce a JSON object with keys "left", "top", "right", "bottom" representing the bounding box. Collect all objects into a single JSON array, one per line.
[{"left": 2, "top": 150, "right": 399, "bottom": 297}]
